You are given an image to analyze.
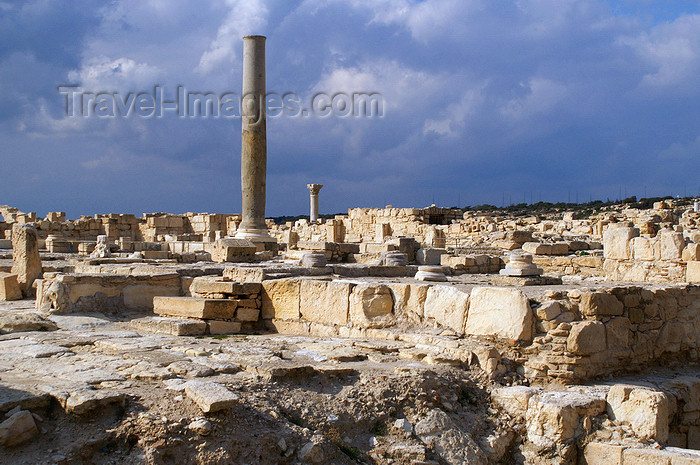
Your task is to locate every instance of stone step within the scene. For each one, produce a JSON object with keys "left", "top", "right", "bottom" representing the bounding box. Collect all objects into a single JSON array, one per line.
[{"left": 153, "top": 297, "right": 237, "bottom": 320}]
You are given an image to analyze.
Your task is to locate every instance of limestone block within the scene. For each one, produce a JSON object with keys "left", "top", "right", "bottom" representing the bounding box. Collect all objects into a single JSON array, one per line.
[
  {"left": 567, "top": 321, "right": 606, "bottom": 355},
  {"left": 261, "top": 278, "right": 300, "bottom": 320},
  {"left": 11, "top": 223, "right": 42, "bottom": 296},
  {"left": 153, "top": 297, "right": 237, "bottom": 320},
  {"left": 491, "top": 386, "right": 540, "bottom": 417},
  {"left": 551, "top": 242, "right": 570, "bottom": 256},
  {"left": 387, "top": 283, "right": 428, "bottom": 322},
  {"left": 0, "top": 410, "right": 38, "bottom": 447},
  {"left": 0, "top": 272, "right": 22, "bottom": 301},
  {"left": 465, "top": 287, "right": 533, "bottom": 341},
  {"left": 687, "top": 261, "right": 700, "bottom": 283},
  {"left": 522, "top": 242, "right": 552, "bottom": 255},
  {"left": 603, "top": 227, "right": 640, "bottom": 260},
  {"left": 580, "top": 292, "right": 624, "bottom": 317},
  {"left": 606, "top": 317, "right": 631, "bottom": 350},
  {"left": 656, "top": 232, "right": 685, "bottom": 260},
  {"left": 423, "top": 285, "right": 470, "bottom": 334},
  {"left": 184, "top": 380, "right": 239, "bottom": 413},
  {"left": 416, "top": 248, "right": 447, "bottom": 265},
  {"left": 582, "top": 442, "right": 624, "bottom": 465},
  {"left": 190, "top": 277, "right": 261, "bottom": 296},
  {"left": 211, "top": 238, "right": 256, "bottom": 263},
  {"left": 207, "top": 320, "right": 242, "bottom": 335},
  {"left": 607, "top": 385, "right": 675, "bottom": 443},
  {"left": 535, "top": 301, "right": 563, "bottom": 321},
  {"left": 299, "top": 280, "right": 351, "bottom": 326},
  {"left": 633, "top": 237, "right": 656, "bottom": 261},
  {"left": 235, "top": 307, "right": 260, "bottom": 322},
  {"left": 123, "top": 283, "right": 180, "bottom": 309},
  {"left": 682, "top": 243, "right": 700, "bottom": 261},
  {"left": 348, "top": 283, "right": 394, "bottom": 328}
]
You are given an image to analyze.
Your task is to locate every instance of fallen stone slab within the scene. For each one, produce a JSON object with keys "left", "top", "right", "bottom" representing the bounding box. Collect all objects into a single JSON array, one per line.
[
  {"left": 64, "top": 388, "right": 125, "bottom": 415},
  {"left": 0, "top": 273, "right": 22, "bottom": 301},
  {"left": 0, "top": 386, "right": 52, "bottom": 414},
  {"left": 130, "top": 316, "right": 207, "bottom": 336},
  {"left": 0, "top": 410, "right": 38, "bottom": 447},
  {"left": 153, "top": 297, "right": 237, "bottom": 320},
  {"left": 0, "top": 312, "right": 58, "bottom": 334},
  {"left": 184, "top": 380, "right": 239, "bottom": 413}
]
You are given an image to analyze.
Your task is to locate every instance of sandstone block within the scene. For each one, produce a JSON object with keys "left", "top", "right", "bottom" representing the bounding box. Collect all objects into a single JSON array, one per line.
[
  {"left": 607, "top": 385, "right": 674, "bottom": 443},
  {"left": 551, "top": 242, "right": 570, "bottom": 255},
  {"left": 567, "top": 321, "right": 606, "bottom": 355},
  {"left": 153, "top": 297, "right": 237, "bottom": 320},
  {"left": 580, "top": 292, "right": 624, "bottom": 317},
  {"left": 687, "top": 261, "right": 700, "bottom": 283},
  {"left": 491, "top": 386, "right": 540, "bottom": 417},
  {"left": 682, "top": 243, "right": 700, "bottom": 262},
  {"left": 582, "top": 442, "right": 624, "bottom": 465},
  {"left": 190, "top": 277, "right": 261, "bottom": 296},
  {"left": 535, "top": 301, "right": 563, "bottom": 321},
  {"left": 522, "top": 242, "right": 552, "bottom": 255},
  {"left": 211, "top": 238, "right": 256, "bottom": 263},
  {"left": 0, "top": 272, "right": 22, "bottom": 301},
  {"left": 348, "top": 283, "right": 394, "bottom": 328},
  {"left": 387, "top": 283, "right": 428, "bottom": 322},
  {"left": 261, "top": 278, "right": 300, "bottom": 320},
  {"left": 299, "top": 280, "right": 351, "bottom": 326},
  {"left": 423, "top": 285, "right": 470, "bottom": 334},
  {"left": 606, "top": 317, "right": 631, "bottom": 350},
  {"left": 633, "top": 237, "right": 656, "bottom": 261},
  {"left": 603, "top": 227, "right": 640, "bottom": 260},
  {"left": 416, "top": 248, "right": 447, "bottom": 265},
  {"left": 657, "top": 232, "right": 685, "bottom": 260},
  {"left": 207, "top": 320, "right": 242, "bottom": 335},
  {"left": 465, "top": 287, "right": 533, "bottom": 341},
  {"left": 184, "top": 380, "right": 239, "bottom": 413},
  {"left": 235, "top": 307, "right": 260, "bottom": 322}
]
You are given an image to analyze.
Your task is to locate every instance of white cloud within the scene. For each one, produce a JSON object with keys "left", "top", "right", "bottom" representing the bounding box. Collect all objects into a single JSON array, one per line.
[
  {"left": 67, "top": 56, "right": 162, "bottom": 91},
  {"left": 196, "top": 0, "right": 268, "bottom": 74}
]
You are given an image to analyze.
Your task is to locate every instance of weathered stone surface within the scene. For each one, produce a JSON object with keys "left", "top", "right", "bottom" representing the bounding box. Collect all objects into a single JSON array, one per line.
[
  {"left": 0, "top": 312, "right": 58, "bottom": 334},
  {"left": 207, "top": 320, "right": 242, "bottom": 335},
  {"left": 211, "top": 238, "right": 256, "bottom": 263},
  {"left": 687, "top": 261, "right": 700, "bottom": 284},
  {"left": 0, "top": 410, "right": 38, "bottom": 447},
  {"left": 153, "top": 297, "right": 237, "bottom": 320},
  {"left": 605, "top": 317, "right": 631, "bottom": 350},
  {"left": 582, "top": 442, "right": 624, "bottom": 465},
  {"left": 0, "top": 272, "right": 22, "bottom": 301},
  {"left": 415, "top": 409, "right": 487, "bottom": 465},
  {"left": 657, "top": 232, "right": 685, "bottom": 260},
  {"left": 190, "top": 277, "right": 261, "bottom": 296},
  {"left": 235, "top": 307, "right": 260, "bottom": 322},
  {"left": 491, "top": 386, "right": 540, "bottom": 417},
  {"left": 423, "top": 285, "right": 469, "bottom": 334},
  {"left": 65, "top": 389, "right": 125, "bottom": 415},
  {"left": 522, "top": 242, "right": 552, "bottom": 255},
  {"left": 388, "top": 283, "right": 428, "bottom": 322},
  {"left": 261, "top": 278, "right": 300, "bottom": 320},
  {"left": 299, "top": 280, "right": 351, "bottom": 326},
  {"left": 607, "top": 385, "right": 675, "bottom": 443},
  {"left": 603, "top": 227, "right": 639, "bottom": 260},
  {"left": 11, "top": 224, "right": 42, "bottom": 297},
  {"left": 567, "top": 321, "right": 606, "bottom": 355},
  {"left": 130, "top": 316, "right": 207, "bottom": 336},
  {"left": 184, "top": 380, "right": 239, "bottom": 413},
  {"left": 348, "top": 283, "right": 394, "bottom": 328},
  {"left": 465, "top": 287, "right": 533, "bottom": 341},
  {"left": 580, "top": 292, "right": 624, "bottom": 317}
]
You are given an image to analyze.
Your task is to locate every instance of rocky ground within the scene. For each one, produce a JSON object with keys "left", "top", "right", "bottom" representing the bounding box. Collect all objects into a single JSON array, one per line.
[{"left": 0, "top": 298, "right": 520, "bottom": 465}]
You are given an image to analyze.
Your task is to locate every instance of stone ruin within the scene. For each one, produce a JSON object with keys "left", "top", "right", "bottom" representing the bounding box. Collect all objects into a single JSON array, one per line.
[{"left": 1, "top": 37, "right": 700, "bottom": 465}]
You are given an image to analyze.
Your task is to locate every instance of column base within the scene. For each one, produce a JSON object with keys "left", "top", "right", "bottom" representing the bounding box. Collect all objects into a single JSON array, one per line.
[{"left": 235, "top": 228, "right": 278, "bottom": 253}]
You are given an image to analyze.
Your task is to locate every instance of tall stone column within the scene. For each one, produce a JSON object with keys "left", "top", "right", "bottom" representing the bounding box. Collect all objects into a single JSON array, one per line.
[
  {"left": 236, "top": 35, "right": 272, "bottom": 242},
  {"left": 307, "top": 184, "right": 323, "bottom": 223}
]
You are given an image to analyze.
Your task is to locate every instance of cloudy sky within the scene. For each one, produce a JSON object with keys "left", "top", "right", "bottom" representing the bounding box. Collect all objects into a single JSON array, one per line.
[{"left": 1, "top": 0, "right": 699, "bottom": 218}]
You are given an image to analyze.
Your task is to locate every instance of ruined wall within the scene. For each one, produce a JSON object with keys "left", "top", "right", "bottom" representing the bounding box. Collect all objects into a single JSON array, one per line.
[{"left": 603, "top": 226, "right": 699, "bottom": 283}]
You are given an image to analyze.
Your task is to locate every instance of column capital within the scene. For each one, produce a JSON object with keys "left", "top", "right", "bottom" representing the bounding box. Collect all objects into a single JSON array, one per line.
[{"left": 307, "top": 184, "right": 323, "bottom": 195}]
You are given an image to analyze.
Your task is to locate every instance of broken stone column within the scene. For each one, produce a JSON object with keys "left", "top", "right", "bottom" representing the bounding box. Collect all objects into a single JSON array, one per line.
[
  {"left": 499, "top": 252, "right": 542, "bottom": 277},
  {"left": 11, "top": 223, "right": 41, "bottom": 297},
  {"left": 236, "top": 35, "right": 273, "bottom": 244},
  {"left": 307, "top": 184, "right": 323, "bottom": 223},
  {"left": 90, "top": 235, "right": 111, "bottom": 258}
]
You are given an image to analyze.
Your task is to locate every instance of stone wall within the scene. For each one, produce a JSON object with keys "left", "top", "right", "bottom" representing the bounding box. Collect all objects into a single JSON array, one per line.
[
  {"left": 259, "top": 276, "right": 700, "bottom": 384},
  {"left": 603, "top": 227, "right": 699, "bottom": 282},
  {"left": 35, "top": 272, "right": 183, "bottom": 314}
]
